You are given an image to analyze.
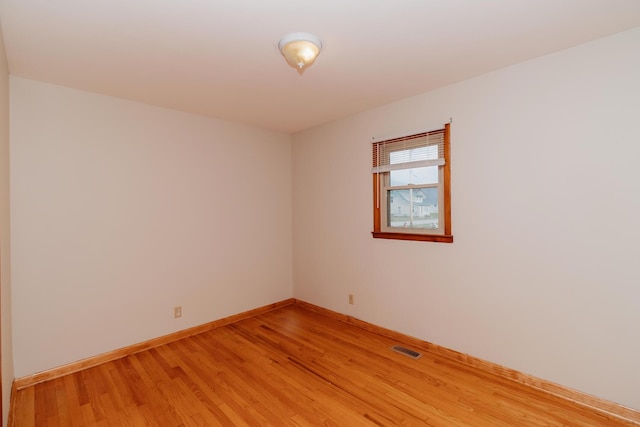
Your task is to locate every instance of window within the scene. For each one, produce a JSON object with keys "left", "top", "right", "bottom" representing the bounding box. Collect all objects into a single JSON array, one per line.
[{"left": 372, "top": 123, "right": 452, "bottom": 243}]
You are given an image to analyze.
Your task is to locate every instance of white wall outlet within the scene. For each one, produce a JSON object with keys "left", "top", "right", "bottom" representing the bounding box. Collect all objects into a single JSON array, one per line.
[{"left": 174, "top": 306, "right": 182, "bottom": 318}]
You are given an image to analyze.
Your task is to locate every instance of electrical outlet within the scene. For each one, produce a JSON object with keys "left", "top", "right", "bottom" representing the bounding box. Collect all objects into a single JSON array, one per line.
[
  {"left": 349, "top": 294, "right": 354, "bottom": 305},
  {"left": 174, "top": 306, "right": 182, "bottom": 318}
]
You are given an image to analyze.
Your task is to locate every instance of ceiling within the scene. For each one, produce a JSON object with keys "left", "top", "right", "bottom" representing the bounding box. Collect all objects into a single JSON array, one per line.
[{"left": 1, "top": 1, "right": 639, "bottom": 134}]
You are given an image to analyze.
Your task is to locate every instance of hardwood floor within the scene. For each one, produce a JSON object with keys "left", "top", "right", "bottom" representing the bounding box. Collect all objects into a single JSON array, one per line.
[{"left": 11, "top": 304, "right": 638, "bottom": 426}]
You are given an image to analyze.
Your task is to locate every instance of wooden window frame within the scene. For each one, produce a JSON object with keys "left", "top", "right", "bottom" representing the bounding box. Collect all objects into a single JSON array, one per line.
[{"left": 372, "top": 123, "right": 453, "bottom": 243}]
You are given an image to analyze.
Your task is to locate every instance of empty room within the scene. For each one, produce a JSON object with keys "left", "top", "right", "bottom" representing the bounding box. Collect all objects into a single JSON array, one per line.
[{"left": 1, "top": 1, "right": 640, "bottom": 426}]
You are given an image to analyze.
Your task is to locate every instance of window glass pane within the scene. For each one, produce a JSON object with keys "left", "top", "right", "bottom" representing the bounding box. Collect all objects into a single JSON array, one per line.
[
  {"left": 390, "top": 145, "right": 438, "bottom": 164},
  {"left": 390, "top": 166, "right": 438, "bottom": 186},
  {"left": 387, "top": 188, "right": 439, "bottom": 229}
]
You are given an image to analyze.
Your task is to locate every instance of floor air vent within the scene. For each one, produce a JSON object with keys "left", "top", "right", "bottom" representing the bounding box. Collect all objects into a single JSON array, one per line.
[{"left": 391, "top": 345, "right": 422, "bottom": 359}]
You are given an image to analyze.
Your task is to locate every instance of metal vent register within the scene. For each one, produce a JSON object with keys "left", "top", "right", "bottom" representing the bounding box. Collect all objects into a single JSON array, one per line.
[{"left": 391, "top": 345, "right": 423, "bottom": 359}]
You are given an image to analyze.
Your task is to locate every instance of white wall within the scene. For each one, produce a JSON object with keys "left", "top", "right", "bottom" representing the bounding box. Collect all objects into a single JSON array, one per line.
[
  {"left": 0, "top": 21, "right": 14, "bottom": 427},
  {"left": 292, "top": 27, "right": 640, "bottom": 410},
  {"left": 10, "top": 77, "right": 293, "bottom": 377}
]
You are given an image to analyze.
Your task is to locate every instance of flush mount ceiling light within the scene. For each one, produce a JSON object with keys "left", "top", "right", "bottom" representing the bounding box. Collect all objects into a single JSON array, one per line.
[{"left": 278, "top": 32, "right": 323, "bottom": 75}]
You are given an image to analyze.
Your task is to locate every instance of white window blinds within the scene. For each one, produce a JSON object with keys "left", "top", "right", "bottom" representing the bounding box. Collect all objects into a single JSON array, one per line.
[{"left": 372, "top": 128, "right": 445, "bottom": 173}]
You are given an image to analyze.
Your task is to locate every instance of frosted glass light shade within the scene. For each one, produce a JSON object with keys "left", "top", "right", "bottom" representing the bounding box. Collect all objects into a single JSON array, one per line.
[{"left": 278, "top": 33, "right": 322, "bottom": 75}]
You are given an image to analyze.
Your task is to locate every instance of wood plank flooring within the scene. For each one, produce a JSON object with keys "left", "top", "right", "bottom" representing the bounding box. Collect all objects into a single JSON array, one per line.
[{"left": 11, "top": 305, "right": 637, "bottom": 426}]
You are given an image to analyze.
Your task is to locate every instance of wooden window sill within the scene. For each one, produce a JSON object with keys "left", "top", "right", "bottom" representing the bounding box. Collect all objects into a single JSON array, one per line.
[{"left": 371, "top": 231, "right": 453, "bottom": 243}]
